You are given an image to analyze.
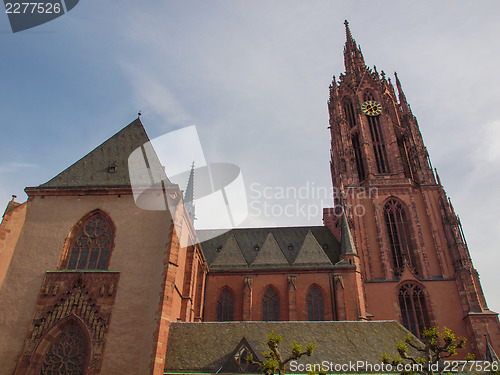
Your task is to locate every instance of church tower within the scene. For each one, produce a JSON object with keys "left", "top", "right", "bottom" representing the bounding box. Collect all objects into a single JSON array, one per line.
[{"left": 323, "top": 21, "right": 500, "bottom": 356}]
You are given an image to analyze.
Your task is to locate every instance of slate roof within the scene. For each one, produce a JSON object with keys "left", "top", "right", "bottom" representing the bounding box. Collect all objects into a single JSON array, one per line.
[
  {"left": 164, "top": 321, "right": 420, "bottom": 373},
  {"left": 197, "top": 226, "right": 341, "bottom": 270},
  {"left": 34, "top": 118, "right": 171, "bottom": 189},
  {"left": 293, "top": 230, "right": 334, "bottom": 267},
  {"left": 211, "top": 234, "right": 249, "bottom": 269},
  {"left": 2, "top": 199, "right": 21, "bottom": 218}
]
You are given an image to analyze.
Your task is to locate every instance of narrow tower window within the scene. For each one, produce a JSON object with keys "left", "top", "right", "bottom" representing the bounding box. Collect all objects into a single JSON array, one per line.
[
  {"left": 343, "top": 99, "right": 357, "bottom": 128},
  {"left": 351, "top": 133, "right": 366, "bottom": 180},
  {"left": 307, "top": 285, "right": 325, "bottom": 321},
  {"left": 383, "top": 199, "right": 417, "bottom": 277},
  {"left": 262, "top": 287, "right": 279, "bottom": 321},
  {"left": 397, "top": 137, "right": 412, "bottom": 179},
  {"left": 217, "top": 288, "right": 234, "bottom": 322},
  {"left": 66, "top": 211, "right": 114, "bottom": 270},
  {"left": 368, "top": 115, "right": 390, "bottom": 174},
  {"left": 398, "top": 283, "right": 431, "bottom": 338}
]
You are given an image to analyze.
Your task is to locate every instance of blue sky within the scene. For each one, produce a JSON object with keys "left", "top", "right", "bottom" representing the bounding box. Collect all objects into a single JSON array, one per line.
[{"left": 1, "top": 1, "right": 500, "bottom": 313}]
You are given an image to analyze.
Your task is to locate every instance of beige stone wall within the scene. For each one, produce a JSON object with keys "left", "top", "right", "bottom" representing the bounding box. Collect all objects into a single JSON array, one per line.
[
  {"left": 0, "top": 193, "right": 173, "bottom": 375},
  {"left": 0, "top": 201, "right": 26, "bottom": 288}
]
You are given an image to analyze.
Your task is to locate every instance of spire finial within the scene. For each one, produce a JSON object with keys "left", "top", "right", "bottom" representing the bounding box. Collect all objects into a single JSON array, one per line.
[
  {"left": 344, "top": 19, "right": 350, "bottom": 35},
  {"left": 184, "top": 162, "right": 196, "bottom": 223},
  {"left": 344, "top": 19, "right": 356, "bottom": 47}
]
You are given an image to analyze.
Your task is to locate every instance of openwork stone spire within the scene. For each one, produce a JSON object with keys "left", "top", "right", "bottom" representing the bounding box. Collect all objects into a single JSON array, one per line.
[{"left": 343, "top": 20, "right": 366, "bottom": 81}]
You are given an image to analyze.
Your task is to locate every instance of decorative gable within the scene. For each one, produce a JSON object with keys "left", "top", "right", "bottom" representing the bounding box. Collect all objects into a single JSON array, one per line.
[
  {"left": 250, "top": 233, "right": 289, "bottom": 268},
  {"left": 218, "top": 337, "right": 261, "bottom": 373},
  {"left": 293, "top": 230, "right": 333, "bottom": 267},
  {"left": 210, "top": 234, "right": 248, "bottom": 269}
]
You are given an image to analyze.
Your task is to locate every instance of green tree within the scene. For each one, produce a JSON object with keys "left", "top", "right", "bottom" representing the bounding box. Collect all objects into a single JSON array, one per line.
[
  {"left": 381, "top": 327, "right": 472, "bottom": 375},
  {"left": 247, "top": 331, "right": 315, "bottom": 375}
]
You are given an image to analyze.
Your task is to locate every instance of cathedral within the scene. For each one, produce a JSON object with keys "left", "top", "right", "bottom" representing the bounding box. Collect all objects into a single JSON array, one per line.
[{"left": 0, "top": 21, "right": 499, "bottom": 375}]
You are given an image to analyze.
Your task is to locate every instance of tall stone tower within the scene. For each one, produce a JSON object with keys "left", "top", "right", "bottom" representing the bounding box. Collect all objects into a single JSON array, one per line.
[{"left": 323, "top": 20, "right": 500, "bottom": 356}]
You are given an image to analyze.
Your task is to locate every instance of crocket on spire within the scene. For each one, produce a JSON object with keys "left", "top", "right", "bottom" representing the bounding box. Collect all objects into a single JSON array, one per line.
[{"left": 343, "top": 20, "right": 366, "bottom": 81}]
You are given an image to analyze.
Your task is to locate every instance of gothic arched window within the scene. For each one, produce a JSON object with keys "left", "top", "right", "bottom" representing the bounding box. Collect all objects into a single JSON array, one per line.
[
  {"left": 64, "top": 210, "right": 114, "bottom": 270},
  {"left": 367, "top": 114, "right": 389, "bottom": 174},
  {"left": 40, "top": 324, "right": 89, "bottom": 374},
  {"left": 398, "top": 283, "right": 431, "bottom": 338},
  {"left": 343, "top": 99, "right": 357, "bottom": 128},
  {"left": 307, "top": 285, "right": 325, "bottom": 321},
  {"left": 217, "top": 288, "right": 234, "bottom": 322},
  {"left": 383, "top": 199, "right": 417, "bottom": 277},
  {"left": 262, "top": 287, "right": 279, "bottom": 321},
  {"left": 351, "top": 132, "right": 366, "bottom": 181}
]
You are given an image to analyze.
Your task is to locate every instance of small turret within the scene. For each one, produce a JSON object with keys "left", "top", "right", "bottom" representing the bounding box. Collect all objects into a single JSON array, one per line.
[{"left": 340, "top": 207, "right": 357, "bottom": 256}]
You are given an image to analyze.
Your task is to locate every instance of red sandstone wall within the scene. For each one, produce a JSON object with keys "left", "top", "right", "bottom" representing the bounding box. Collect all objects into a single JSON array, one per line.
[
  {"left": 204, "top": 270, "right": 335, "bottom": 322},
  {"left": 364, "top": 279, "right": 473, "bottom": 355}
]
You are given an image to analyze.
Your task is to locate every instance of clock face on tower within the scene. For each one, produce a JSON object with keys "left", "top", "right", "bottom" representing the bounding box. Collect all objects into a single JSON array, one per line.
[{"left": 361, "top": 100, "right": 382, "bottom": 116}]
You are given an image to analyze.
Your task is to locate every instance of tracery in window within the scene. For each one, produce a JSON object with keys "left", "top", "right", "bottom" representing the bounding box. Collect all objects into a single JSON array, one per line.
[
  {"left": 307, "top": 285, "right": 325, "bottom": 321},
  {"left": 367, "top": 115, "right": 389, "bottom": 174},
  {"left": 66, "top": 211, "right": 114, "bottom": 270},
  {"left": 217, "top": 287, "right": 234, "bottom": 322},
  {"left": 40, "top": 325, "right": 88, "bottom": 375},
  {"left": 233, "top": 345, "right": 250, "bottom": 372},
  {"left": 262, "top": 287, "right": 279, "bottom": 321},
  {"left": 398, "top": 283, "right": 430, "bottom": 338},
  {"left": 383, "top": 199, "right": 417, "bottom": 277}
]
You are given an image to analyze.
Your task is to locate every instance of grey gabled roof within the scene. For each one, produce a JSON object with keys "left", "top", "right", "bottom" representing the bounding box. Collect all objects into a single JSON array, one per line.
[
  {"left": 293, "top": 230, "right": 334, "bottom": 267},
  {"left": 211, "top": 234, "right": 249, "bottom": 269},
  {"left": 250, "top": 233, "right": 289, "bottom": 269},
  {"left": 36, "top": 118, "right": 171, "bottom": 189},
  {"left": 197, "top": 226, "right": 340, "bottom": 271},
  {"left": 164, "top": 321, "right": 420, "bottom": 373}
]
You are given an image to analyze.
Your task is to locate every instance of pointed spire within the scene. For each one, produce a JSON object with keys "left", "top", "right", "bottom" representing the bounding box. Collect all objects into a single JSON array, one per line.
[
  {"left": 343, "top": 20, "right": 366, "bottom": 80},
  {"left": 340, "top": 207, "right": 357, "bottom": 256},
  {"left": 329, "top": 75, "right": 338, "bottom": 100},
  {"left": 434, "top": 168, "right": 441, "bottom": 185},
  {"left": 344, "top": 19, "right": 355, "bottom": 48},
  {"left": 184, "top": 162, "right": 195, "bottom": 223},
  {"left": 386, "top": 77, "right": 397, "bottom": 98},
  {"left": 395, "top": 72, "right": 411, "bottom": 114}
]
